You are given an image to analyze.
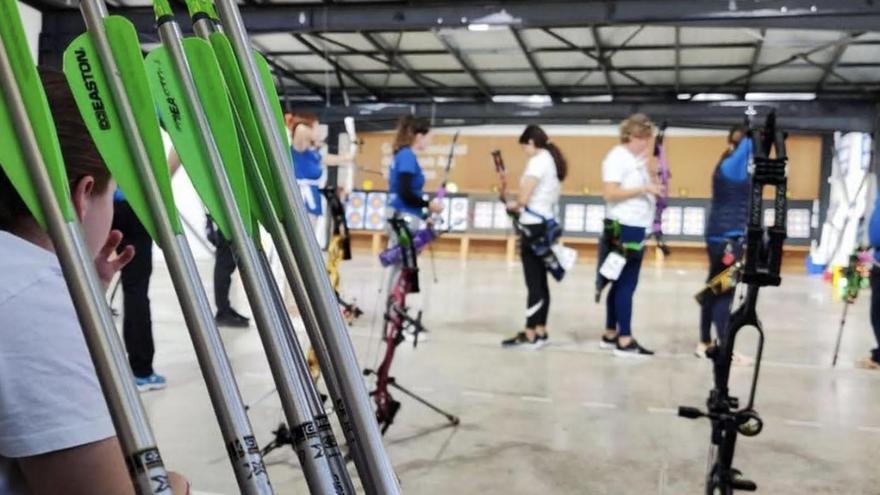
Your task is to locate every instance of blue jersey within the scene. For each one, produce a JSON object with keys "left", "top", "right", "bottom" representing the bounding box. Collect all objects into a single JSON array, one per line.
[
  {"left": 388, "top": 147, "right": 426, "bottom": 217},
  {"left": 291, "top": 147, "right": 324, "bottom": 216},
  {"left": 869, "top": 194, "right": 880, "bottom": 262},
  {"left": 706, "top": 137, "right": 752, "bottom": 244}
]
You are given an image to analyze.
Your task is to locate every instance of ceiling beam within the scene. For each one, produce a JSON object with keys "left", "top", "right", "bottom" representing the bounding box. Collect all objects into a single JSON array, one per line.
[
  {"left": 258, "top": 53, "right": 328, "bottom": 101},
  {"left": 434, "top": 30, "right": 493, "bottom": 100},
  {"left": 44, "top": 1, "right": 880, "bottom": 36},
  {"left": 700, "top": 31, "right": 866, "bottom": 96},
  {"left": 590, "top": 26, "right": 615, "bottom": 96},
  {"left": 510, "top": 27, "right": 555, "bottom": 102},
  {"left": 361, "top": 31, "right": 437, "bottom": 98},
  {"left": 817, "top": 33, "right": 856, "bottom": 91},
  {"left": 743, "top": 29, "right": 766, "bottom": 94},
  {"left": 674, "top": 27, "right": 681, "bottom": 94},
  {"left": 543, "top": 28, "right": 648, "bottom": 89},
  {"left": 293, "top": 33, "right": 380, "bottom": 99}
]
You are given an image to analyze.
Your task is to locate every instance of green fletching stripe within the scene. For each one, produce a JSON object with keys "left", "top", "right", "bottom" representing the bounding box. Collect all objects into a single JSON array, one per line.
[
  {"left": 182, "top": 0, "right": 206, "bottom": 18},
  {"left": 0, "top": 0, "right": 75, "bottom": 226},
  {"left": 253, "top": 52, "right": 288, "bottom": 153},
  {"left": 144, "top": 37, "right": 254, "bottom": 239},
  {"left": 153, "top": 0, "right": 174, "bottom": 19},
  {"left": 208, "top": 32, "right": 282, "bottom": 224},
  {"left": 184, "top": 38, "right": 254, "bottom": 237}
]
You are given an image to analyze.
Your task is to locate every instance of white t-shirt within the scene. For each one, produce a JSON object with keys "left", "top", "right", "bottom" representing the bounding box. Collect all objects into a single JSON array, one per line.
[
  {"left": 602, "top": 144, "right": 656, "bottom": 228},
  {"left": 0, "top": 232, "right": 115, "bottom": 495},
  {"left": 520, "top": 149, "right": 561, "bottom": 225}
]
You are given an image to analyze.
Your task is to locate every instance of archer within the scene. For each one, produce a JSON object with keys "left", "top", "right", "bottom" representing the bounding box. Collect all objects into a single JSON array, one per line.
[
  {"left": 365, "top": 116, "right": 458, "bottom": 434},
  {"left": 679, "top": 111, "right": 789, "bottom": 494},
  {"left": 695, "top": 124, "right": 753, "bottom": 361},
  {"left": 496, "top": 125, "right": 571, "bottom": 349}
]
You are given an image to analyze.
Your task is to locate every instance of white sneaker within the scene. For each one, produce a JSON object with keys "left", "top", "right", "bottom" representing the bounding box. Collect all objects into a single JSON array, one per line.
[{"left": 695, "top": 342, "right": 710, "bottom": 358}]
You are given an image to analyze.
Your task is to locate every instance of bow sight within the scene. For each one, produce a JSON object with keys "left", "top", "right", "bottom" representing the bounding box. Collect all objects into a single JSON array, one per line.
[{"left": 679, "top": 111, "right": 788, "bottom": 494}]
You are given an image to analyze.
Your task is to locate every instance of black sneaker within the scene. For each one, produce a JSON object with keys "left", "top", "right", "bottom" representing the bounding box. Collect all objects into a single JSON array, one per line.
[
  {"left": 216, "top": 308, "right": 250, "bottom": 328},
  {"left": 501, "top": 332, "right": 541, "bottom": 349},
  {"left": 599, "top": 334, "right": 618, "bottom": 350},
  {"left": 613, "top": 339, "right": 654, "bottom": 358}
]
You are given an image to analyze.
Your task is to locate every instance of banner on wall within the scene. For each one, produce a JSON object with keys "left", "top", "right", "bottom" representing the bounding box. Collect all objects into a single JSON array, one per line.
[{"left": 810, "top": 132, "right": 874, "bottom": 269}]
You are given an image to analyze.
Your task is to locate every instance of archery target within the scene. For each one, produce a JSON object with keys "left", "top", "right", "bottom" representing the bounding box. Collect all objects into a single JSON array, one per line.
[
  {"left": 449, "top": 197, "right": 469, "bottom": 231},
  {"left": 492, "top": 203, "right": 511, "bottom": 229},
  {"left": 564, "top": 204, "right": 586, "bottom": 233},
  {"left": 439, "top": 197, "right": 453, "bottom": 226},
  {"left": 682, "top": 207, "right": 706, "bottom": 236},
  {"left": 473, "top": 201, "right": 495, "bottom": 229},
  {"left": 346, "top": 191, "right": 367, "bottom": 229},
  {"left": 364, "top": 192, "right": 388, "bottom": 230},
  {"left": 788, "top": 208, "right": 811, "bottom": 239},
  {"left": 661, "top": 206, "right": 683, "bottom": 236},
  {"left": 585, "top": 205, "right": 606, "bottom": 234}
]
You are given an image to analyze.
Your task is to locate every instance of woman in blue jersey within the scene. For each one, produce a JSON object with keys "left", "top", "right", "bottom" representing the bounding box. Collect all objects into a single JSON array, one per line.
[
  {"left": 388, "top": 116, "right": 444, "bottom": 223},
  {"left": 696, "top": 126, "right": 752, "bottom": 359},
  {"left": 862, "top": 196, "right": 880, "bottom": 370},
  {"left": 287, "top": 112, "right": 353, "bottom": 224}
]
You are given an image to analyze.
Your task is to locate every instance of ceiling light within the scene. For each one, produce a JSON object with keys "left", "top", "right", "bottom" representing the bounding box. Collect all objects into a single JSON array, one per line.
[
  {"left": 562, "top": 95, "right": 614, "bottom": 103},
  {"left": 492, "top": 94, "right": 553, "bottom": 105},
  {"left": 689, "top": 93, "right": 740, "bottom": 102},
  {"left": 745, "top": 92, "right": 816, "bottom": 101},
  {"left": 467, "top": 23, "right": 492, "bottom": 32}
]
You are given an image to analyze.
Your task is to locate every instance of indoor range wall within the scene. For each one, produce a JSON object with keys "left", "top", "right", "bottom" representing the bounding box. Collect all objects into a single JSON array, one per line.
[{"left": 348, "top": 126, "right": 822, "bottom": 269}]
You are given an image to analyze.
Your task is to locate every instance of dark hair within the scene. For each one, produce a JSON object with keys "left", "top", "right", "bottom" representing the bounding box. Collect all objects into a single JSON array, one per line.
[
  {"left": 393, "top": 115, "right": 431, "bottom": 153},
  {"left": 728, "top": 124, "right": 747, "bottom": 144},
  {"left": 519, "top": 124, "right": 568, "bottom": 181},
  {"left": 0, "top": 68, "right": 110, "bottom": 231}
]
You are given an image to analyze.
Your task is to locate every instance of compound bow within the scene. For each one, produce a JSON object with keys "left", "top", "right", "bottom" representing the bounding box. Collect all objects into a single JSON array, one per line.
[
  {"left": 652, "top": 121, "right": 671, "bottom": 256},
  {"left": 365, "top": 217, "right": 459, "bottom": 434},
  {"left": 679, "top": 111, "right": 788, "bottom": 495}
]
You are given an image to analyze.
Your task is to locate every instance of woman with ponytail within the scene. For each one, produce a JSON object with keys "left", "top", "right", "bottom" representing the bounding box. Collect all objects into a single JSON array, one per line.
[
  {"left": 501, "top": 125, "right": 567, "bottom": 349},
  {"left": 388, "top": 115, "right": 443, "bottom": 221},
  {"left": 598, "top": 113, "right": 660, "bottom": 357}
]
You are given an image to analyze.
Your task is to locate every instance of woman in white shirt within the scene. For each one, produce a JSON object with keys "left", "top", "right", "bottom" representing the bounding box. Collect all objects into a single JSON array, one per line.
[
  {"left": 598, "top": 114, "right": 661, "bottom": 357},
  {"left": 501, "top": 125, "right": 567, "bottom": 349}
]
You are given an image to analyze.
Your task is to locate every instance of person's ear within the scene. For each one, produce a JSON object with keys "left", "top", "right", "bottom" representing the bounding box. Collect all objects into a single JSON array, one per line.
[{"left": 71, "top": 175, "right": 95, "bottom": 223}]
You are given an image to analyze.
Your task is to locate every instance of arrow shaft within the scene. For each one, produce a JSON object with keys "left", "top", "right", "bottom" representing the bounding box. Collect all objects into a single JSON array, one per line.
[{"left": 212, "top": 1, "right": 400, "bottom": 492}]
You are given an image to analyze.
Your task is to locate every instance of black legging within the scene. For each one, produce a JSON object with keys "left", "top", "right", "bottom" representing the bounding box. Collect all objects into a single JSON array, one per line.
[
  {"left": 112, "top": 200, "right": 155, "bottom": 378},
  {"left": 870, "top": 266, "right": 880, "bottom": 362},
  {"left": 699, "top": 240, "right": 742, "bottom": 344},
  {"left": 521, "top": 224, "right": 549, "bottom": 329},
  {"left": 213, "top": 233, "right": 238, "bottom": 313}
]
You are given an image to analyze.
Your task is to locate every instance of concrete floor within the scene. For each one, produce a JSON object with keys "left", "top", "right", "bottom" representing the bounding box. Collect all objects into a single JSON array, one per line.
[{"left": 128, "top": 254, "right": 880, "bottom": 494}]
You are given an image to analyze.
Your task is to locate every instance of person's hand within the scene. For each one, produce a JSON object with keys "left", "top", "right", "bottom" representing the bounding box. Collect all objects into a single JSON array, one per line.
[
  {"left": 94, "top": 230, "right": 135, "bottom": 290},
  {"left": 643, "top": 183, "right": 663, "bottom": 196},
  {"left": 169, "top": 471, "right": 190, "bottom": 495},
  {"left": 505, "top": 200, "right": 520, "bottom": 214},
  {"left": 428, "top": 199, "right": 444, "bottom": 214}
]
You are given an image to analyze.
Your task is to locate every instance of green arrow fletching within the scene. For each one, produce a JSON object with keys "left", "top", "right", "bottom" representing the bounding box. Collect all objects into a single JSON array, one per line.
[
  {"left": 207, "top": 31, "right": 282, "bottom": 223},
  {"left": 144, "top": 37, "right": 254, "bottom": 239},
  {"left": 0, "top": 0, "right": 75, "bottom": 226},
  {"left": 63, "top": 16, "right": 182, "bottom": 242}
]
